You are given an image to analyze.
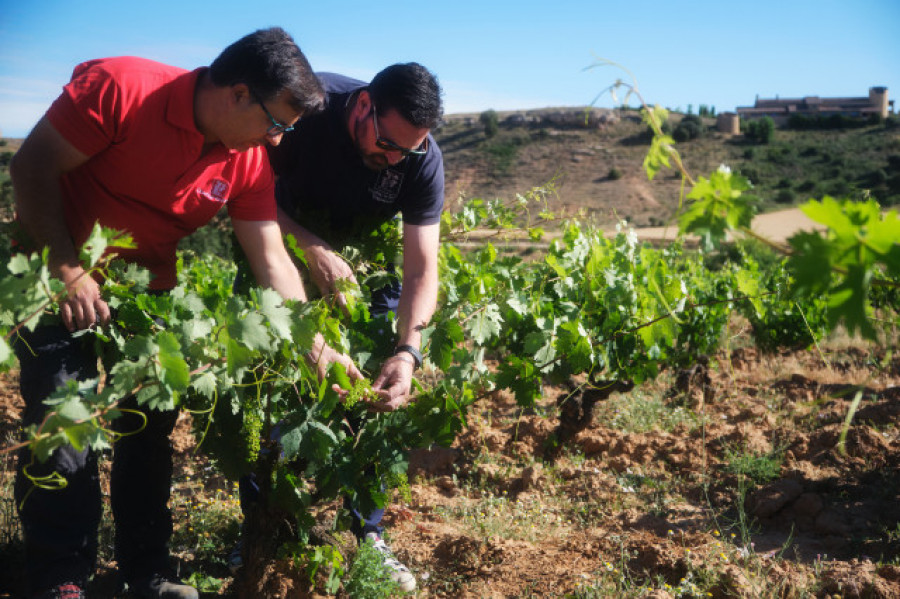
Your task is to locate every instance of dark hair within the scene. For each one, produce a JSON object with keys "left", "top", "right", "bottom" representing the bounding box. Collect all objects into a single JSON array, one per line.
[
  {"left": 368, "top": 63, "right": 443, "bottom": 130},
  {"left": 209, "top": 27, "right": 325, "bottom": 115}
]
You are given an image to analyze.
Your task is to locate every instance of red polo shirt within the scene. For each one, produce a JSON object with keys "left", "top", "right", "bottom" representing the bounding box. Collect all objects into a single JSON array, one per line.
[{"left": 47, "top": 56, "right": 276, "bottom": 289}]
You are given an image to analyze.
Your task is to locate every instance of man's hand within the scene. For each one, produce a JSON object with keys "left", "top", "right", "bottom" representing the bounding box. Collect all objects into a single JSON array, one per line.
[
  {"left": 58, "top": 264, "right": 110, "bottom": 332},
  {"left": 306, "top": 245, "right": 358, "bottom": 310},
  {"left": 369, "top": 354, "right": 415, "bottom": 412},
  {"left": 308, "top": 332, "right": 362, "bottom": 382}
]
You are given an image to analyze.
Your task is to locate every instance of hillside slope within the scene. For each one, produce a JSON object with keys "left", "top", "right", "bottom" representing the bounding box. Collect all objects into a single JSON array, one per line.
[{"left": 434, "top": 109, "right": 900, "bottom": 229}]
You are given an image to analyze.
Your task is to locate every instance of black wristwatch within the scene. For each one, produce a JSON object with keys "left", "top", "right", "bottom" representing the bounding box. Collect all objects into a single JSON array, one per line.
[{"left": 394, "top": 344, "right": 423, "bottom": 369}]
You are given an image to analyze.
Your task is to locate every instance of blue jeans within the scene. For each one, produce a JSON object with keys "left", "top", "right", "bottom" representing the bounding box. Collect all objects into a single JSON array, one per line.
[{"left": 14, "top": 322, "right": 178, "bottom": 593}]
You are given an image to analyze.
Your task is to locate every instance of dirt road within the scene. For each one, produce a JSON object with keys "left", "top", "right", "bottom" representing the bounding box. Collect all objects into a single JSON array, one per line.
[
  {"left": 453, "top": 208, "right": 828, "bottom": 249},
  {"left": 633, "top": 207, "right": 826, "bottom": 244}
]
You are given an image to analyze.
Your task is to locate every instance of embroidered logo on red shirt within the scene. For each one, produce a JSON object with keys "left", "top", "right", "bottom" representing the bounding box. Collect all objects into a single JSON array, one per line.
[{"left": 200, "top": 178, "right": 231, "bottom": 203}]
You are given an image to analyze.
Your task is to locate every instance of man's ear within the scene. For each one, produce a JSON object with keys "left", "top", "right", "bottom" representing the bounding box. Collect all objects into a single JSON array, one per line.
[
  {"left": 355, "top": 89, "right": 372, "bottom": 115},
  {"left": 232, "top": 83, "right": 252, "bottom": 107}
]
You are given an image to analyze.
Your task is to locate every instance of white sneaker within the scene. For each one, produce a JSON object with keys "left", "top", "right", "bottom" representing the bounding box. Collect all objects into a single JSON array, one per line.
[{"left": 365, "top": 532, "right": 416, "bottom": 592}]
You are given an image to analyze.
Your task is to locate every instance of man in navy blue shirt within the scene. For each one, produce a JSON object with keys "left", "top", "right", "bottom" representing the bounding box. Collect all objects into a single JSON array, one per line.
[
  {"left": 242, "top": 63, "right": 444, "bottom": 591},
  {"left": 269, "top": 66, "right": 443, "bottom": 405}
]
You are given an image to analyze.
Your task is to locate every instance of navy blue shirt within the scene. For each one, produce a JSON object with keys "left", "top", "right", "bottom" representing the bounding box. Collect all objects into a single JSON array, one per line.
[{"left": 268, "top": 72, "right": 444, "bottom": 248}]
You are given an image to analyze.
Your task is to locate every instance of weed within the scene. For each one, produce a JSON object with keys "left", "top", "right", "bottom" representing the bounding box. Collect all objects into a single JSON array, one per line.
[
  {"left": 184, "top": 570, "right": 226, "bottom": 593},
  {"left": 343, "top": 537, "right": 402, "bottom": 598},
  {"left": 169, "top": 479, "right": 242, "bottom": 567},
  {"left": 282, "top": 541, "right": 345, "bottom": 595},
  {"left": 598, "top": 390, "right": 704, "bottom": 434},
  {"left": 722, "top": 444, "right": 784, "bottom": 487},
  {"left": 884, "top": 522, "right": 900, "bottom": 543},
  {"left": 435, "top": 492, "right": 568, "bottom": 543},
  {"left": 483, "top": 140, "right": 519, "bottom": 176}
]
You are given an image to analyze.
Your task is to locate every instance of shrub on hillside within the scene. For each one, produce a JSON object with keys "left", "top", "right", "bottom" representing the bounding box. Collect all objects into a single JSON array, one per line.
[
  {"left": 765, "top": 145, "right": 793, "bottom": 165},
  {"left": 482, "top": 140, "right": 518, "bottom": 176},
  {"left": 774, "top": 189, "right": 795, "bottom": 204},
  {"left": 796, "top": 179, "right": 817, "bottom": 193},
  {"left": 787, "top": 113, "right": 870, "bottom": 130},
  {"left": 739, "top": 167, "right": 759, "bottom": 185},
  {"left": 827, "top": 179, "right": 851, "bottom": 196},
  {"left": 480, "top": 109, "right": 499, "bottom": 138},
  {"left": 673, "top": 115, "right": 703, "bottom": 142},
  {"left": 864, "top": 169, "right": 888, "bottom": 187},
  {"left": 887, "top": 173, "right": 900, "bottom": 194},
  {"left": 744, "top": 116, "right": 775, "bottom": 144}
]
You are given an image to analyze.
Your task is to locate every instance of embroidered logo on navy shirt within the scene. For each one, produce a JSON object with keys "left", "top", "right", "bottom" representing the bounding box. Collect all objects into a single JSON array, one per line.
[
  {"left": 199, "top": 178, "right": 231, "bottom": 203},
  {"left": 370, "top": 169, "right": 404, "bottom": 204}
]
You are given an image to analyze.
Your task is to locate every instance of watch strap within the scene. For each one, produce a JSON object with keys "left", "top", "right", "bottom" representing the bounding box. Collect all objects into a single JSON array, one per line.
[{"left": 394, "top": 344, "right": 423, "bottom": 369}]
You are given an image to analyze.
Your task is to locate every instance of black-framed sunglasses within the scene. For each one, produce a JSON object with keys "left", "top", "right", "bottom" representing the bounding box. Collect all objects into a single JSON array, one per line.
[
  {"left": 249, "top": 89, "right": 295, "bottom": 136},
  {"left": 371, "top": 105, "right": 428, "bottom": 156}
]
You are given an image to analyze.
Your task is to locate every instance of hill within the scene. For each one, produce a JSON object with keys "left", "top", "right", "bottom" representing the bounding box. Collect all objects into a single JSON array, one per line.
[{"left": 433, "top": 108, "right": 900, "bottom": 228}]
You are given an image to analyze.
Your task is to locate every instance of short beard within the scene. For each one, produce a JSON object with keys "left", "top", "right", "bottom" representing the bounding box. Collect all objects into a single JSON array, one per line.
[
  {"left": 353, "top": 115, "right": 388, "bottom": 171},
  {"left": 359, "top": 151, "right": 389, "bottom": 171}
]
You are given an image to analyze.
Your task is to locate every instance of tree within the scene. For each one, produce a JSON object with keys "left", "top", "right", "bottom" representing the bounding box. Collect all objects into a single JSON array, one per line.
[
  {"left": 673, "top": 114, "right": 703, "bottom": 142},
  {"left": 479, "top": 109, "right": 499, "bottom": 138},
  {"left": 744, "top": 116, "right": 775, "bottom": 144}
]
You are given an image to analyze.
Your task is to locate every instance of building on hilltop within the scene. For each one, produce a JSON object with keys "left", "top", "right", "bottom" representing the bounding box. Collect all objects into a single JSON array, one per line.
[
  {"left": 716, "top": 112, "right": 740, "bottom": 134},
  {"left": 736, "top": 87, "right": 892, "bottom": 125}
]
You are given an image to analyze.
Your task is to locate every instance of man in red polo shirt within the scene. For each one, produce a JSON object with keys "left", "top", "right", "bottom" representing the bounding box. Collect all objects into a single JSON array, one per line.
[{"left": 9, "top": 28, "right": 358, "bottom": 599}]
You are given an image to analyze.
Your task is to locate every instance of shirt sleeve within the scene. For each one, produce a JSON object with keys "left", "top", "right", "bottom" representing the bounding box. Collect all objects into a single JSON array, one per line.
[
  {"left": 46, "top": 59, "right": 122, "bottom": 157},
  {"left": 401, "top": 140, "right": 445, "bottom": 226}
]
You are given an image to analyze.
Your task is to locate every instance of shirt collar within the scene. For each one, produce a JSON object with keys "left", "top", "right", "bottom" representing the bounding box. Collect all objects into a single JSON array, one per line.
[{"left": 167, "top": 67, "right": 206, "bottom": 136}]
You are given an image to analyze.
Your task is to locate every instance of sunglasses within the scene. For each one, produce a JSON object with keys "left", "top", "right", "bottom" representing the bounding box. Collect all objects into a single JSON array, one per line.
[
  {"left": 250, "top": 89, "right": 295, "bottom": 136},
  {"left": 371, "top": 105, "right": 428, "bottom": 156}
]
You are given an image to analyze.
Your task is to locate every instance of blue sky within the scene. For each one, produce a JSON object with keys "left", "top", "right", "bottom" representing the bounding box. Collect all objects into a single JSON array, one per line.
[{"left": 1, "top": 0, "right": 898, "bottom": 138}]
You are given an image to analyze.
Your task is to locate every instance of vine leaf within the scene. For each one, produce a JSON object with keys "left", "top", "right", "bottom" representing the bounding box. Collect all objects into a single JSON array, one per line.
[
  {"left": 257, "top": 288, "right": 293, "bottom": 340},
  {"left": 430, "top": 319, "right": 464, "bottom": 371},
  {"left": 496, "top": 356, "right": 542, "bottom": 406},
  {"left": 467, "top": 303, "right": 503, "bottom": 344},
  {"left": 228, "top": 310, "right": 271, "bottom": 352},
  {"left": 157, "top": 331, "right": 190, "bottom": 393}
]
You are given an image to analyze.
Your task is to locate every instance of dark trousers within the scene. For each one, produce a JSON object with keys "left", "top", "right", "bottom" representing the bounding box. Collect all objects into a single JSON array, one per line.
[{"left": 14, "top": 323, "right": 178, "bottom": 593}]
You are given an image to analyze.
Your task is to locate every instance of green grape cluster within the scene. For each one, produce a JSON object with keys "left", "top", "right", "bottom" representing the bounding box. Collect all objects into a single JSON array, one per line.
[
  {"left": 343, "top": 377, "right": 376, "bottom": 408},
  {"left": 240, "top": 403, "right": 263, "bottom": 464}
]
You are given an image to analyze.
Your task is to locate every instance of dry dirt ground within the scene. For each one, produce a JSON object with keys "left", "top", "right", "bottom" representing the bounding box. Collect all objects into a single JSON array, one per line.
[{"left": 2, "top": 334, "right": 900, "bottom": 598}]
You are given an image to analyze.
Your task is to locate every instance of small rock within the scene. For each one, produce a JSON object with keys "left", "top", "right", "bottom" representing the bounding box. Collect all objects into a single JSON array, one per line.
[{"left": 748, "top": 478, "right": 803, "bottom": 518}]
